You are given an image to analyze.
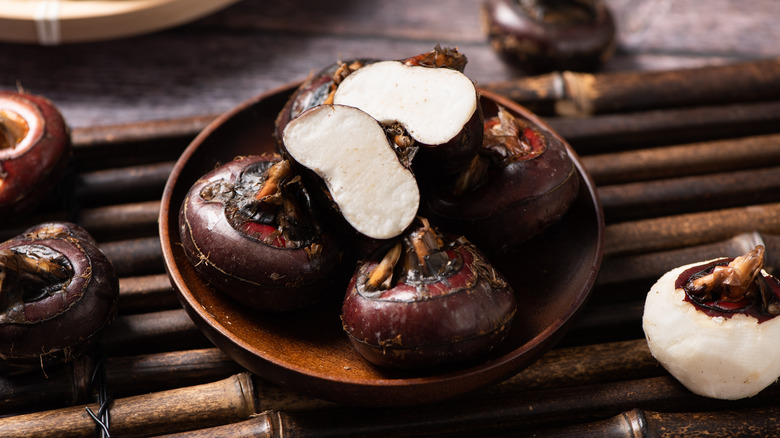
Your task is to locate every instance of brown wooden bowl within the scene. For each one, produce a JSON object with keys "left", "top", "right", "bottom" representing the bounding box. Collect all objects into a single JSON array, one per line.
[{"left": 159, "top": 82, "right": 604, "bottom": 407}]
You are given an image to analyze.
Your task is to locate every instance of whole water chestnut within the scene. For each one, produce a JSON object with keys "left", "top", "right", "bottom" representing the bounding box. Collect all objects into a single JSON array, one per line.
[
  {"left": 179, "top": 154, "right": 347, "bottom": 311},
  {"left": 482, "top": 0, "right": 616, "bottom": 73},
  {"left": 422, "top": 106, "right": 579, "bottom": 253},
  {"left": 341, "top": 217, "right": 517, "bottom": 368},
  {"left": 0, "top": 91, "right": 70, "bottom": 219},
  {"left": 643, "top": 245, "right": 780, "bottom": 400},
  {"left": 0, "top": 222, "right": 118, "bottom": 368}
]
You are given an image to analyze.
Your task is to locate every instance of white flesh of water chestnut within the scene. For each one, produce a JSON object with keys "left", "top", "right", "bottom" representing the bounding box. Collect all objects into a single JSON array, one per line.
[
  {"left": 332, "top": 60, "right": 478, "bottom": 146},
  {"left": 282, "top": 104, "right": 419, "bottom": 240},
  {"left": 642, "top": 260, "right": 780, "bottom": 400}
]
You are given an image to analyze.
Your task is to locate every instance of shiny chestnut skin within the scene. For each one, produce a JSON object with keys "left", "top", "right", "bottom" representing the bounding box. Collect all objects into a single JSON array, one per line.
[
  {"left": 0, "top": 222, "right": 118, "bottom": 368},
  {"left": 0, "top": 91, "right": 70, "bottom": 219},
  {"left": 179, "top": 154, "right": 347, "bottom": 311},
  {"left": 341, "top": 219, "right": 517, "bottom": 368},
  {"left": 421, "top": 106, "right": 579, "bottom": 254},
  {"left": 482, "top": 0, "right": 616, "bottom": 73}
]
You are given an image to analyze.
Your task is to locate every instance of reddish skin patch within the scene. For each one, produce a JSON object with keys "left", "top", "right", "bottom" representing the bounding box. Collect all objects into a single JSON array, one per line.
[{"left": 0, "top": 91, "right": 70, "bottom": 218}]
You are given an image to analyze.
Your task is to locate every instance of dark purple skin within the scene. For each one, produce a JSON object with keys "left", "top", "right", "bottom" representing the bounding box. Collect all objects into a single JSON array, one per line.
[
  {"left": 421, "top": 108, "right": 579, "bottom": 254},
  {"left": 178, "top": 154, "right": 346, "bottom": 311},
  {"left": 482, "top": 0, "right": 616, "bottom": 73},
  {"left": 341, "top": 226, "right": 517, "bottom": 369},
  {"left": 0, "top": 91, "right": 71, "bottom": 220},
  {"left": 0, "top": 222, "right": 118, "bottom": 368},
  {"left": 275, "top": 47, "right": 484, "bottom": 176}
]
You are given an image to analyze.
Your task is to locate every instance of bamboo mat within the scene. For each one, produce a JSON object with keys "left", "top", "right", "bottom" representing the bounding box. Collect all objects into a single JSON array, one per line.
[{"left": 1, "top": 77, "right": 780, "bottom": 436}]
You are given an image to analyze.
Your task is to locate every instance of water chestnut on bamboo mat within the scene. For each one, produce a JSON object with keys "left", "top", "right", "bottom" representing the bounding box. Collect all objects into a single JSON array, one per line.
[
  {"left": 178, "top": 154, "right": 346, "bottom": 311},
  {"left": 0, "top": 222, "right": 118, "bottom": 368},
  {"left": 342, "top": 217, "right": 517, "bottom": 368},
  {"left": 643, "top": 245, "right": 780, "bottom": 400},
  {"left": 0, "top": 91, "right": 70, "bottom": 219}
]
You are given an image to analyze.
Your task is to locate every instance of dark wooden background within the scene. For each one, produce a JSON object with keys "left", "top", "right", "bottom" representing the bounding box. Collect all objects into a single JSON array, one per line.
[{"left": 2, "top": 0, "right": 779, "bottom": 128}]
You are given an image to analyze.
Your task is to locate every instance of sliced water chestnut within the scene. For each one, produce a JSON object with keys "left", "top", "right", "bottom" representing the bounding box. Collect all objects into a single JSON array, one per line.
[
  {"left": 341, "top": 217, "right": 517, "bottom": 369},
  {"left": 643, "top": 245, "right": 780, "bottom": 400},
  {"left": 482, "top": 0, "right": 616, "bottom": 73},
  {"left": 0, "top": 222, "right": 118, "bottom": 368},
  {"left": 333, "top": 55, "right": 483, "bottom": 174},
  {"left": 179, "top": 154, "right": 346, "bottom": 311},
  {"left": 0, "top": 91, "right": 70, "bottom": 219},
  {"left": 422, "top": 105, "right": 579, "bottom": 253},
  {"left": 282, "top": 105, "right": 420, "bottom": 242}
]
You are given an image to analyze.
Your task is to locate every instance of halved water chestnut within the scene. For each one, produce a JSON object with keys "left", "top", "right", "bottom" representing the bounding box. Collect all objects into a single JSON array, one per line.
[
  {"left": 341, "top": 217, "right": 517, "bottom": 368},
  {"left": 422, "top": 105, "right": 579, "bottom": 254},
  {"left": 282, "top": 104, "right": 420, "bottom": 242},
  {"left": 276, "top": 46, "right": 483, "bottom": 176},
  {"left": 0, "top": 91, "right": 70, "bottom": 219},
  {"left": 333, "top": 50, "right": 483, "bottom": 175},
  {"left": 0, "top": 222, "right": 118, "bottom": 368},
  {"left": 643, "top": 245, "right": 780, "bottom": 400},
  {"left": 481, "top": 0, "right": 616, "bottom": 73},
  {"left": 179, "top": 154, "right": 346, "bottom": 311}
]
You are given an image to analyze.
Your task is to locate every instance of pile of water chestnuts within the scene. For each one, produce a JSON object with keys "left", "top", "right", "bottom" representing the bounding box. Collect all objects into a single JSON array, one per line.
[{"left": 179, "top": 46, "right": 580, "bottom": 368}]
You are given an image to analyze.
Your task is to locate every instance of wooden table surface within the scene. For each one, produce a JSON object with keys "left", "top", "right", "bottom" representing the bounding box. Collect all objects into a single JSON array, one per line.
[
  {"left": 2, "top": 1, "right": 780, "bottom": 436},
  {"left": 2, "top": 0, "right": 779, "bottom": 128}
]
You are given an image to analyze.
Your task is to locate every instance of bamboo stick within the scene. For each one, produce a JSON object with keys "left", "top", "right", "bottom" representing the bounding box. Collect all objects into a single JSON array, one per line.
[
  {"left": 486, "top": 58, "right": 780, "bottom": 116},
  {"left": 531, "top": 405, "right": 780, "bottom": 438},
  {"left": 604, "top": 203, "right": 780, "bottom": 256},
  {"left": 580, "top": 133, "right": 780, "bottom": 185},
  {"left": 119, "top": 273, "right": 179, "bottom": 313},
  {"left": 12, "top": 371, "right": 772, "bottom": 438},
  {"left": 74, "top": 161, "right": 175, "bottom": 205},
  {"left": 0, "top": 348, "right": 242, "bottom": 414},
  {"left": 598, "top": 166, "right": 780, "bottom": 222},
  {"left": 100, "top": 236, "right": 164, "bottom": 277},
  {"left": 0, "top": 373, "right": 257, "bottom": 438},
  {"left": 99, "top": 309, "right": 210, "bottom": 356},
  {"left": 596, "top": 232, "right": 777, "bottom": 287},
  {"left": 69, "top": 115, "right": 213, "bottom": 170}
]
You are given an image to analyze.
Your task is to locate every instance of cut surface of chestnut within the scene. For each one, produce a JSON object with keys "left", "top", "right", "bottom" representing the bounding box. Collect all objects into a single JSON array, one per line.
[
  {"left": 179, "top": 154, "right": 346, "bottom": 311},
  {"left": 333, "top": 56, "right": 483, "bottom": 175},
  {"left": 282, "top": 105, "right": 420, "bottom": 241},
  {"left": 422, "top": 105, "right": 579, "bottom": 253},
  {"left": 0, "top": 91, "right": 70, "bottom": 219},
  {"left": 482, "top": 0, "right": 616, "bottom": 73},
  {"left": 276, "top": 46, "right": 483, "bottom": 176},
  {"left": 341, "top": 217, "right": 517, "bottom": 369},
  {"left": 0, "top": 222, "right": 118, "bottom": 368},
  {"left": 642, "top": 245, "right": 780, "bottom": 400}
]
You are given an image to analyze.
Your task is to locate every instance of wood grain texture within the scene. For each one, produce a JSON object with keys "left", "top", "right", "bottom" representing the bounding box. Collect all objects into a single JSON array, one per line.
[{"left": 1, "top": 0, "right": 779, "bottom": 128}]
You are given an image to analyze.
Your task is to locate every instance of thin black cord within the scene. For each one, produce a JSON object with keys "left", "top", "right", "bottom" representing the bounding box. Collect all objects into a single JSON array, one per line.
[{"left": 86, "top": 349, "right": 112, "bottom": 438}]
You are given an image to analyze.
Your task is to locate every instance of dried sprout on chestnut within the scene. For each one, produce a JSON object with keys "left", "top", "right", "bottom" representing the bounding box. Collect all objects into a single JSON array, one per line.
[{"left": 341, "top": 217, "right": 517, "bottom": 368}]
